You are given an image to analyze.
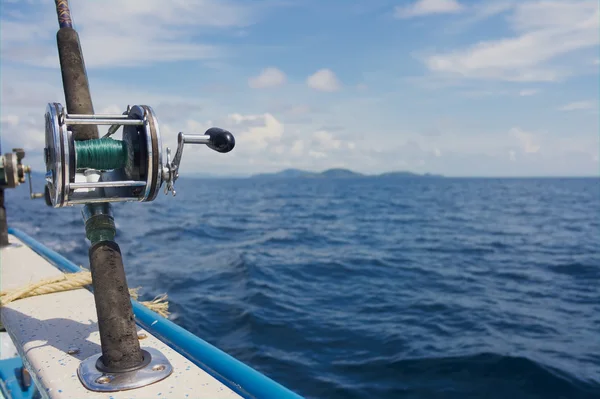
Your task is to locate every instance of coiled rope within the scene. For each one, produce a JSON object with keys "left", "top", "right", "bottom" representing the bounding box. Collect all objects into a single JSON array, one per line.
[{"left": 0, "top": 271, "right": 169, "bottom": 318}]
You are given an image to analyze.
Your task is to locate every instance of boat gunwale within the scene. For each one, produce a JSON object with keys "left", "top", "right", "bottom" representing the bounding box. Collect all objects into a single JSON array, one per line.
[{"left": 7, "top": 227, "right": 302, "bottom": 399}]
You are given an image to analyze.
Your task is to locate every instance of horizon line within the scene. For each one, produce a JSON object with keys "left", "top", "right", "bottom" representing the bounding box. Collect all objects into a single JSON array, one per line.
[
  {"left": 183, "top": 174, "right": 600, "bottom": 179},
  {"left": 26, "top": 170, "right": 599, "bottom": 179}
]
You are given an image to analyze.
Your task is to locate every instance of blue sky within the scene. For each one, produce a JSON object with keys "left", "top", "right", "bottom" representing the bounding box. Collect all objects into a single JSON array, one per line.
[{"left": 1, "top": 0, "right": 598, "bottom": 176}]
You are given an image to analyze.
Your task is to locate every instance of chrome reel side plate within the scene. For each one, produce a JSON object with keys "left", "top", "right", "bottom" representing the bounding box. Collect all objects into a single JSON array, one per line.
[{"left": 44, "top": 103, "right": 68, "bottom": 208}]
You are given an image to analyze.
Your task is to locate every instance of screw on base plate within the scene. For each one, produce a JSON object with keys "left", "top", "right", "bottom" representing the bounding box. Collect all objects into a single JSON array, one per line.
[{"left": 78, "top": 347, "right": 172, "bottom": 392}]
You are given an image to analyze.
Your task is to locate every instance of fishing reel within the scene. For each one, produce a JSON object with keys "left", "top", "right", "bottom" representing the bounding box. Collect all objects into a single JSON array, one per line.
[
  {"left": 0, "top": 148, "right": 46, "bottom": 200},
  {"left": 44, "top": 103, "right": 235, "bottom": 207},
  {"left": 0, "top": 148, "right": 27, "bottom": 189}
]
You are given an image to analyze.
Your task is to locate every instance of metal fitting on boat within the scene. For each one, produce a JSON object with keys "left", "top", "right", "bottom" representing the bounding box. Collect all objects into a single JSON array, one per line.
[{"left": 43, "top": 103, "right": 236, "bottom": 207}]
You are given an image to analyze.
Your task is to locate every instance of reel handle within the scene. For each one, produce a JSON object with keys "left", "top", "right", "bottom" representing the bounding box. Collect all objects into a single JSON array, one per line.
[
  {"left": 24, "top": 166, "right": 45, "bottom": 200},
  {"left": 163, "top": 128, "right": 236, "bottom": 196}
]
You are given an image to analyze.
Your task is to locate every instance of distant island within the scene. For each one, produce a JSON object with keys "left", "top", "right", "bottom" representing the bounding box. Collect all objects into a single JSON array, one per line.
[{"left": 250, "top": 168, "right": 443, "bottom": 179}]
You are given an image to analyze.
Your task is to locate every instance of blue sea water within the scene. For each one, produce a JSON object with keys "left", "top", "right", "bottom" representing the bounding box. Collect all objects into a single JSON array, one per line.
[{"left": 5, "top": 177, "right": 600, "bottom": 399}]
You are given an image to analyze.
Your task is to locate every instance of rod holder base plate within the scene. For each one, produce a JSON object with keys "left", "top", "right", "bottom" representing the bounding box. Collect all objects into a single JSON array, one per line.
[{"left": 78, "top": 347, "right": 173, "bottom": 392}]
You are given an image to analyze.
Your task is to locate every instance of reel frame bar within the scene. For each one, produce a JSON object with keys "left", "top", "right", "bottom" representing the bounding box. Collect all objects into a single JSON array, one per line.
[
  {"left": 68, "top": 197, "right": 141, "bottom": 205},
  {"left": 70, "top": 181, "right": 147, "bottom": 189},
  {"left": 66, "top": 118, "right": 144, "bottom": 126},
  {"left": 68, "top": 114, "right": 131, "bottom": 119}
]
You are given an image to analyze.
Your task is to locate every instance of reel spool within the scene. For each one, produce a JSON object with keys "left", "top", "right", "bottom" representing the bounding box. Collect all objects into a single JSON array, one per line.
[{"left": 44, "top": 103, "right": 235, "bottom": 207}]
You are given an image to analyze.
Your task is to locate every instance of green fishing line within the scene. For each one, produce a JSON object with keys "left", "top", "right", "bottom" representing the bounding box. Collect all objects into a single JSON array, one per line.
[{"left": 75, "top": 138, "right": 128, "bottom": 170}]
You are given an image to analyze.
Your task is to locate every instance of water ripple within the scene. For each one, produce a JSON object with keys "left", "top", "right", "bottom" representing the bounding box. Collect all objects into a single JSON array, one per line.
[{"left": 5, "top": 177, "right": 600, "bottom": 399}]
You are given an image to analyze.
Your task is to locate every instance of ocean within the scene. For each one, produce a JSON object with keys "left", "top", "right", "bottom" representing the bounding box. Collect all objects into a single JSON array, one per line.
[{"left": 5, "top": 176, "right": 600, "bottom": 399}]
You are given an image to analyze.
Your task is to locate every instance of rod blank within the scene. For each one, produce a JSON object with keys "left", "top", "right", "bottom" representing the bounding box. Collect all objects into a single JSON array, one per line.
[{"left": 56, "top": 27, "right": 99, "bottom": 140}]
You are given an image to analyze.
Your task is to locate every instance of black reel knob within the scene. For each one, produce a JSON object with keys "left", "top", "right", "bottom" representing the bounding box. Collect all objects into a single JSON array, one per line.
[
  {"left": 12, "top": 148, "right": 25, "bottom": 162},
  {"left": 206, "top": 128, "right": 235, "bottom": 153}
]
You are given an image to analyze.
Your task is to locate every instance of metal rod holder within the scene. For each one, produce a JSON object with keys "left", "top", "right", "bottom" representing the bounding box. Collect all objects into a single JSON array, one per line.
[{"left": 78, "top": 348, "right": 172, "bottom": 392}]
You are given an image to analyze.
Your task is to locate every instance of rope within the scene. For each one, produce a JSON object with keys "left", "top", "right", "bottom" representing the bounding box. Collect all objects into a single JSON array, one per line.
[{"left": 0, "top": 271, "right": 169, "bottom": 318}]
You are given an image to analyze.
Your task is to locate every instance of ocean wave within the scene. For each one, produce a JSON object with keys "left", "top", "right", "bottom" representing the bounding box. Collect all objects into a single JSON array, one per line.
[
  {"left": 4, "top": 177, "right": 600, "bottom": 399},
  {"left": 329, "top": 353, "right": 600, "bottom": 399}
]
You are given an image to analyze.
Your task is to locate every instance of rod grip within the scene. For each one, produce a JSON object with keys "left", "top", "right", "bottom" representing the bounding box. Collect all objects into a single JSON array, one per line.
[
  {"left": 56, "top": 27, "right": 99, "bottom": 141},
  {"left": 89, "top": 241, "right": 144, "bottom": 371}
]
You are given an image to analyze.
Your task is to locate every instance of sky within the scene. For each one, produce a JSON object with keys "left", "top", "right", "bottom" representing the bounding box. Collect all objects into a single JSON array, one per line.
[{"left": 0, "top": 0, "right": 598, "bottom": 177}]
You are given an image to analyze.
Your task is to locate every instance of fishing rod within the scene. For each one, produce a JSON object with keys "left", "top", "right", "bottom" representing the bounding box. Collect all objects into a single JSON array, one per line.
[{"left": 44, "top": 0, "right": 236, "bottom": 392}]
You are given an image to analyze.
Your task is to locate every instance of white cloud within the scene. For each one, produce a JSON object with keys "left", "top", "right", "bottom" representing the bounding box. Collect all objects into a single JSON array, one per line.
[
  {"left": 0, "top": 0, "right": 258, "bottom": 68},
  {"left": 99, "top": 104, "right": 124, "bottom": 114},
  {"left": 441, "top": 2, "right": 516, "bottom": 34},
  {"left": 471, "top": 2, "right": 516, "bottom": 20},
  {"left": 1, "top": 114, "right": 19, "bottom": 126},
  {"left": 306, "top": 69, "right": 341, "bottom": 92},
  {"left": 395, "top": 0, "right": 464, "bottom": 18},
  {"left": 519, "top": 89, "right": 538, "bottom": 96},
  {"left": 286, "top": 105, "right": 311, "bottom": 116},
  {"left": 423, "top": 0, "right": 600, "bottom": 82},
  {"left": 1, "top": 61, "right": 597, "bottom": 177},
  {"left": 308, "top": 150, "right": 326, "bottom": 159},
  {"left": 290, "top": 140, "right": 304, "bottom": 156},
  {"left": 312, "top": 130, "right": 341, "bottom": 150},
  {"left": 510, "top": 127, "right": 540, "bottom": 153},
  {"left": 272, "top": 145, "right": 285, "bottom": 154},
  {"left": 0, "top": 66, "right": 215, "bottom": 170},
  {"left": 228, "top": 112, "right": 284, "bottom": 149},
  {"left": 248, "top": 67, "right": 287, "bottom": 89},
  {"left": 0, "top": 0, "right": 597, "bottom": 181},
  {"left": 558, "top": 100, "right": 596, "bottom": 111},
  {"left": 1, "top": 113, "right": 46, "bottom": 151}
]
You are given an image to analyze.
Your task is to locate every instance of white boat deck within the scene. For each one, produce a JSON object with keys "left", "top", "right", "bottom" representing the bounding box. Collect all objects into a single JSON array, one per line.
[{"left": 0, "top": 235, "right": 243, "bottom": 399}]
